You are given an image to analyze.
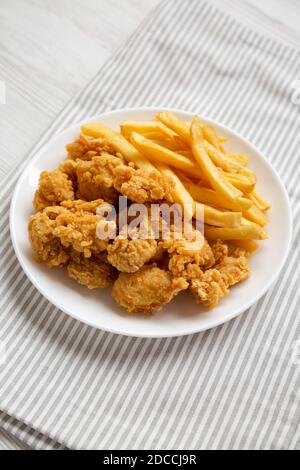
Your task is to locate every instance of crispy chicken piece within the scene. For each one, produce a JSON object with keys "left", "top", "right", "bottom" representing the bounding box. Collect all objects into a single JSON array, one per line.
[
  {"left": 164, "top": 231, "right": 215, "bottom": 279},
  {"left": 59, "top": 159, "right": 78, "bottom": 188},
  {"left": 107, "top": 215, "right": 157, "bottom": 272},
  {"left": 190, "top": 270, "right": 228, "bottom": 308},
  {"left": 67, "top": 252, "right": 117, "bottom": 289},
  {"left": 33, "top": 169, "right": 74, "bottom": 212},
  {"left": 76, "top": 155, "right": 122, "bottom": 204},
  {"left": 107, "top": 237, "right": 157, "bottom": 273},
  {"left": 28, "top": 206, "right": 69, "bottom": 267},
  {"left": 112, "top": 265, "right": 188, "bottom": 314},
  {"left": 60, "top": 198, "right": 103, "bottom": 213},
  {"left": 53, "top": 199, "right": 108, "bottom": 257},
  {"left": 190, "top": 255, "right": 250, "bottom": 308},
  {"left": 113, "top": 164, "right": 174, "bottom": 203},
  {"left": 210, "top": 239, "right": 228, "bottom": 264},
  {"left": 66, "top": 134, "right": 118, "bottom": 161},
  {"left": 229, "top": 246, "right": 251, "bottom": 258}
]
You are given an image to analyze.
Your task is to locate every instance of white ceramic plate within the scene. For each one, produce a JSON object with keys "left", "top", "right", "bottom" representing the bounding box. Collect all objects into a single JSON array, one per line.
[{"left": 10, "top": 108, "right": 292, "bottom": 337}]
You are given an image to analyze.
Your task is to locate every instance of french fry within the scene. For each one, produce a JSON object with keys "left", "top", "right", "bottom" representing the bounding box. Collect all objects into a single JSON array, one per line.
[
  {"left": 222, "top": 172, "right": 256, "bottom": 193},
  {"left": 195, "top": 202, "right": 242, "bottom": 228},
  {"left": 155, "top": 163, "right": 195, "bottom": 220},
  {"left": 156, "top": 111, "right": 191, "bottom": 144},
  {"left": 204, "top": 223, "right": 268, "bottom": 240},
  {"left": 81, "top": 122, "right": 157, "bottom": 174},
  {"left": 243, "top": 204, "right": 269, "bottom": 226},
  {"left": 180, "top": 175, "right": 252, "bottom": 211},
  {"left": 177, "top": 147, "right": 254, "bottom": 181},
  {"left": 130, "top": 132, "right": 203, "bottom": 178},
  {"left": 190, "top": 116, "right": 242, "bottom": 200},
  {"left": 204, "top": 140, "right": 255, "bottom": 178},
  {"left": 229, "top": 239, "right": 259, "bottom": 252},
  {"left": 120, "top": 120, "right": 176, "bottom": 139},
  {"left": 249, "top": 191, "right": 271, "bottom": 211},
  {"left": 151, "top": 138, "right": 188, "bottom": 151},
  {"left": 157, "top": 112, "right": 228, "bottom": 150},
  {"left": 176, "top": 150, "right": 194, "bottom": 158},
  {"left": 202, "top": 124, "right": 223, "bottom": 152},
  {"left": 226, "top": 153, "right": 249, "bottom": 166}
]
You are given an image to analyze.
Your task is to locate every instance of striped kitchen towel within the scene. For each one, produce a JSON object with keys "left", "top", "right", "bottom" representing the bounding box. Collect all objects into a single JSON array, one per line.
[{"left": 0, "top": 0, "right": 299, "bottom": 450}]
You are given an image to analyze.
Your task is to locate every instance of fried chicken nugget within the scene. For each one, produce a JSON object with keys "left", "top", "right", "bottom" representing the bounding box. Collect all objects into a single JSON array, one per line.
[
  {"left": 28, "top": 206, "right": 69, "bottom": 267},
  {"left": 107, "top": 237, "right": 157, "bottom": 273},
  {"left": 59, "top": 159, "right": 78, "bottom": 188},
  {"left": 113, "top": 164, "right": 174, "bottom": 203},
  {"left": 112, "top": 265, "right": 188, "bottom": 314},
  {"left": 190, "top": 255, "right": 250, "bottom": 308},
  {"left": 67, "top": 252, "right": 117, "bottom": 289},
  {"left": 164, "top": 231, "right": 215, "bottom": 280},
  {"left": 33, "top": 169, "right": 74, "bottom": 212},
  {"left": 76, "top": 155, "right": 122, "bottom": 204},
  {"left": 53, "top": 199, "right": 108, "bottom": 257},
  {"left": 66, "top": 134, "right": 118, "bottom": 161},
  {"left": 210, "top": 239, "right": 228, "bottom": 264}
]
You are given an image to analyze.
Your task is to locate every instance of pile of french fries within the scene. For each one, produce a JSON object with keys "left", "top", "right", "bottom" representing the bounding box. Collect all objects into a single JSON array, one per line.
[{"left": 81, "top": 111, "right": 270, "bottom": 253}]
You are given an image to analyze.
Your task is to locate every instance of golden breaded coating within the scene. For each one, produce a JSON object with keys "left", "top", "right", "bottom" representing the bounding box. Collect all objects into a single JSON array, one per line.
[
  {"left": 53, "top": 207, "right": 107, "bottom": 258},
  {"left": 60, "top": 198, "right": 103, "bottom": 213},
  {"left": 33, "top": 169, "right": 74, "bottom": 212},
  {"left": 112, "top": 265, "right": 188, "bottom": 314},
  {"left": 230, "top": 246, "right": 251, "bottom": 258},
  {"left": 113, "top": 165, "right": 174, "bottom": 203},
  {"left": 66, "top": 134, "right": 118, "bottom": 161},
  {"left": 59, "top": 159, "right": 78, "bottom": 188},
  {"left": 190, "top": 270, "right": 229, "bottom": 308},
  {"left": 28, "top": 207, "right": 69, "bottom": 267},
  {"left": 67, "top": 252, "right": 117, "bottom": 289},
  {"left": 217, "top": 255, "right": 250, "bottom": 285},
  {"left": 164, "top": 232, "right": 215, "bottom": 279},
  {"left": 76, "top": 155, "right": 122, "bottom": 204},
  {"left": 190, "top": 255, "right": 250, "bottom": 308},
  {"left": 210, "top": 239, "right": 228, "bottom": 264},
  {"left": 107, "top": 237, "right": 157, "bottom": 273}
]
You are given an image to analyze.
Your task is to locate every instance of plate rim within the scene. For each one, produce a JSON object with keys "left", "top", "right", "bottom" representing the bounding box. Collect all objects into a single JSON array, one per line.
[{"left": 9, "top": 106, "right": 293, "bottom": 337}]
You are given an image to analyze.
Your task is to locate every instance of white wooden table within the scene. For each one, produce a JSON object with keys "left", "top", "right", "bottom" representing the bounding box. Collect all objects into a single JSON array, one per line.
[{"left": 0, "top": 0, "right": 299, "bottom": 180}]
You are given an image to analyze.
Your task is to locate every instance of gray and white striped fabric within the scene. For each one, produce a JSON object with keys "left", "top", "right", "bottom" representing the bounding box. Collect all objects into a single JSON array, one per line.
[{"left": 0, "top": 0, "right": 299, "bottom": 450}]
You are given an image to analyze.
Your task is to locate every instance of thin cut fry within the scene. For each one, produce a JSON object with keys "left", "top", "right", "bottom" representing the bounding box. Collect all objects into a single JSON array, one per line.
[
  {"left": 202, "top": 124, "right": 223, "bottom": 152},
  {"left": 155, "top": 163, "right": 195, "bottom": 220},
  {"left": 195, "top": 202, "right": 242, "bottom": 228},
  {"left": 151, "top": 138, "right": 188, "bottom": 151},
  {"left": 204, "top": 223, "right": 268, "bottom": 240},
  {"left": 81, "top": 122, "right": 157, "bottom": 174},
  {"left": 204, "top": 140, "right": 255, "bottom": 178},
  {"left": 190, "top": 116, "right": 242, "bottom": 200},
  {"left": 249, "top": 191, "right": 271, "bottom": 211},
  {"left": 222, "top": 171, "right": 256, "bottom": 193},
  {"left": 156, "top": 111, "right": 191, "bottom": 144},
  {"left": 243, "top": 204, "right": 269, "bottom": 226},
  {"left": 130, "top": 132, "right": 203, "bottom": 178},
  {"left": 180, "top": 175, "right": 252, "bottom": 211},
  {"left": 226, "top": 153, "right": 249, "bottom": 165},
  {"left": 120, "top": 120, "right": 176, "bottom": 139}
]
